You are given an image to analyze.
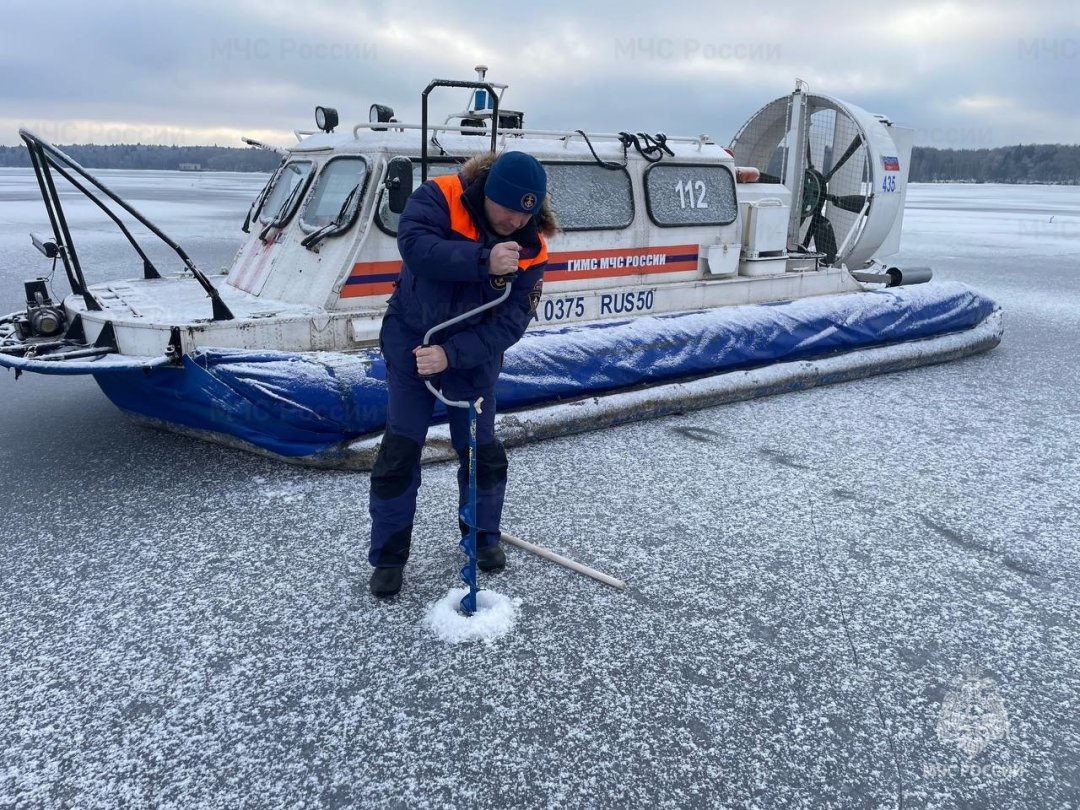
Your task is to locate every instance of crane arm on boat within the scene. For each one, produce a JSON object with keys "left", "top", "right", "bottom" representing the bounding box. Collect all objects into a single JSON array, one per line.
[{"left": 18, "top": 129, "right": 234, "bottom": 321}]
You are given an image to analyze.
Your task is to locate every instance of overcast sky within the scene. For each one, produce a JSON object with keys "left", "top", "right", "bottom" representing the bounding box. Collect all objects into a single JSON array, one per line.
[{"left": 3, "top": 0, "right": 1078, "bottom": 150}]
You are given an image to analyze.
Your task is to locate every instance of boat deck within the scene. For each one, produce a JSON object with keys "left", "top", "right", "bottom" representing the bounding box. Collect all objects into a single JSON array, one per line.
[{"left": 71, "top": 275, "right": 314, "bottom": 325}]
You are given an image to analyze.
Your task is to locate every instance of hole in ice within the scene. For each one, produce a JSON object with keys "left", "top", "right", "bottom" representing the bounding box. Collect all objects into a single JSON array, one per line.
[{"left": 422, "top": 587, "right": 521, "bottom": 644}]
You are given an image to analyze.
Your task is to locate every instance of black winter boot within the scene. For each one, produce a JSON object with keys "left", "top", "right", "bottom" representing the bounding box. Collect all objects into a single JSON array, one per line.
[
  {"left": 369, "top": 567, "right": 403, "bottom": 597},
  {"left": 477, "top": 544, "right": 506, "bottom": 573}
]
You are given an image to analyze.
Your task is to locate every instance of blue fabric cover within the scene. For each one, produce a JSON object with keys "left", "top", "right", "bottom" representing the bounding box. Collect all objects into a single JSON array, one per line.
[{"left": 30, "top": 281, "right": 997, "bottom": 459}]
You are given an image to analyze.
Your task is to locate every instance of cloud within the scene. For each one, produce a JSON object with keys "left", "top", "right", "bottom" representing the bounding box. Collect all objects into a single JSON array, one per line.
[{"left": 3, "top": 0, "right": 1078, "bottom": 148}]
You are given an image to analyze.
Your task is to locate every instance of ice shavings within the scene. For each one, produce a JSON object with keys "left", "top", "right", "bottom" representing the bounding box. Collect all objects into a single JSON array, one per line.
[{"left": 422, "top": 588, "right": 521, "bottom": 644}]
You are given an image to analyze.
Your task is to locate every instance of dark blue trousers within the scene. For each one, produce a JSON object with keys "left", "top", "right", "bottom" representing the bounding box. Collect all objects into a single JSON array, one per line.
[{"left": 368, "top": 355, "right": 508, "bottom": 568}]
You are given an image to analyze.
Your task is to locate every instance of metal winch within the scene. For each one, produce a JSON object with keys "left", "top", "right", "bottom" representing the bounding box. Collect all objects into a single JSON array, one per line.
[{"left": 14, "top": 279, "right": 66, "bottom": 340}]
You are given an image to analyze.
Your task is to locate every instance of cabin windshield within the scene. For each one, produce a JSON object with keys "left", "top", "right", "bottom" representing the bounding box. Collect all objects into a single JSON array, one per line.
[
  {"left": 301, "top": 157, "right": 368, "bottom": 231},
  {"left": 259, "top": 160, "right": 314, "bottom": 225}
]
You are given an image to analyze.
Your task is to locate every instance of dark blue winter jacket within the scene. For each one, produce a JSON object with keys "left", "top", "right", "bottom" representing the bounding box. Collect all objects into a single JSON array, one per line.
[{"left": 382, "top": 168, "right": 547, "bottom": 391}]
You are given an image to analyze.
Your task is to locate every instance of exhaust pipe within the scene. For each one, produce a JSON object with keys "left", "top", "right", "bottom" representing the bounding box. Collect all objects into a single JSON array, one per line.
[
  {"left": 886, "top": 265, "right": 933, "bottom": 286},
  {"left": 851, "top": 265, "right": 933, "bottom": 287}
]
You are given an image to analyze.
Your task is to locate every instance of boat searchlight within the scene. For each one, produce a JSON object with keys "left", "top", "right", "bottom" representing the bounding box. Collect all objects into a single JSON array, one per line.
[
  {"left": 369, "top": 104, "right": 395, "bottom": 131},
  {"left": 315, "top": 106, "right": 339, "bottom": 133}
]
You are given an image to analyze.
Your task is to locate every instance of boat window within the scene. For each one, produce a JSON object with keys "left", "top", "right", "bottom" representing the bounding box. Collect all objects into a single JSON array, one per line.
[
  {"left": 644, "top": 164, "right": 738, "bottom": 227},
  {"left": 375, "top": 161, "right": 461, "bottom": 236},
  {"left": 258, "top": 160, "right": 314, "bottom": 226},
  {"left": 544, "top": 163, "right": 633, "bottom": 231},
  {"left": 300, "top": 156, "right": 369, "bottom": 232},
  {"left": 375, "top": 160, "right": 635, "bottom": 235}
]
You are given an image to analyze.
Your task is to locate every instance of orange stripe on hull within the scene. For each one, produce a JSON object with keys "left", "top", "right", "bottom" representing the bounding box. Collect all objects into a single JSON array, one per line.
[
  {"left": 339, "top": 259, "right": 402, "bottom": 298},
  {"left": 350, "top": 260, "right": 403, "bottom": 276},
  {"left": 341, "top": 281, "right": 397, "bottom": 298},
  {"left": 340, "top": 245, "right": 700, "bottom": 296}
]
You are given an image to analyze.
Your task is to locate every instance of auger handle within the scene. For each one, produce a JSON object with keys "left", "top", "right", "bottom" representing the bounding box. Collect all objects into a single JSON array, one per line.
[{"left": 422, "top": 277, "right": 514, "bottom": 410}]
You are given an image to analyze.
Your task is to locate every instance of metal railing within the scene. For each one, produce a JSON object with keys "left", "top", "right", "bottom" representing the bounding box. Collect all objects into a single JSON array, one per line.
[{"left": 18, "top": 130, "right": 234, "bottom": 321}]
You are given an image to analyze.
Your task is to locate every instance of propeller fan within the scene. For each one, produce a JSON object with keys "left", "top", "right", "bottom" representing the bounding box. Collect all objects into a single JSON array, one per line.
[
  {"left": 799, "top": 133, "right": 867, "bottom": 263},
  {"left": 729, "top": 87, "right": 909, "bottom": 269}
]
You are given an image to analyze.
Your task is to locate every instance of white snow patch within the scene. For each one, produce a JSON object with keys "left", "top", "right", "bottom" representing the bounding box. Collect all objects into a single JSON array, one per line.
[{"left": 422, "top": 587, "right": 521, "bottom": 644}]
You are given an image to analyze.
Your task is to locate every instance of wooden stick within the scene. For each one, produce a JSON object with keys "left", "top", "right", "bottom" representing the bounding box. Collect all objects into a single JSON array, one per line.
[{"left": 500, "top": 532, "right": 627, "bottom": 590}]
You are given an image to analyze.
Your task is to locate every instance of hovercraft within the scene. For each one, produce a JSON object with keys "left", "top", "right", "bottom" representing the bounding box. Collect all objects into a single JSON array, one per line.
[{"left": 0, "top": 68, "right": 1001, "bottom": 468}]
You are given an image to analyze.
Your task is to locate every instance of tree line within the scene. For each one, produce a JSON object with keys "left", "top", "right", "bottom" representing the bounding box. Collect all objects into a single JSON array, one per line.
[
  {"left": 0, "top": 142, "right": 1077, "bottom": 183},
  {"left": 909, "top": 144, "right": 1079, "bottom": 184},
  {"left": 0, "top": 144, "right": 281, "bottom": 173}
]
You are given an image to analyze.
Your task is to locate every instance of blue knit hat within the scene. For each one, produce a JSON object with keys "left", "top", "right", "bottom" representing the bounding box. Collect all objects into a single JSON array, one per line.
[{"left": 484, "top": 151, "right": 547, "bottom": 214}]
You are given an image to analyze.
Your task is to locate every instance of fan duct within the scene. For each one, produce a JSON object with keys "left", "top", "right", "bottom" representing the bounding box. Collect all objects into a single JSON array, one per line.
[{"left": 730, "top": 88, "right": 913, "bottom": 268}]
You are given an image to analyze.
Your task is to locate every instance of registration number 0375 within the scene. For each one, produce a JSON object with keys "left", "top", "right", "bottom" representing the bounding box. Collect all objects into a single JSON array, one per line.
[{"left": 536, "top": 295, "right": 586, "bottom": 322}]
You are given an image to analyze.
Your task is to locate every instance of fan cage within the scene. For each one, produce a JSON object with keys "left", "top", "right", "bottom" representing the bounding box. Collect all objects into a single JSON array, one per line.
[{"left": 731, "top": 95, "right": 872, "bottom": 264}]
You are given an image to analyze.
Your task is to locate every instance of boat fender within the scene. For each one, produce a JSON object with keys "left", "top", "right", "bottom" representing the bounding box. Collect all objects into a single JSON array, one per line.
[
  {"left": 886, "top": 265, "right": 933, "bottom": 287},
  {"left": 735, "top": 166, "right": 761, "bottom": 183}
]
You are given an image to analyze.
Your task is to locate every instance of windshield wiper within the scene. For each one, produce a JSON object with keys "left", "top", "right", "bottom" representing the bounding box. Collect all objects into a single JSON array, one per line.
[
  {"left": 301, "top": 183, "right": 360, "bottom": 251},
  {"left": 259, "top": 173, "right": 308, "bottom": 242},
  {"left": 241, "top": 140, "right": 288, "bottom": 232},
  {"left": 242, "top": 170, "right": 279, "bottom": 234}
]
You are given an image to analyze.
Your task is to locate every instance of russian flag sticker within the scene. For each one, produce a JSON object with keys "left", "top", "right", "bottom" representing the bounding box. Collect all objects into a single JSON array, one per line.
[{"left": 882, "top": 155, "right": 901, "bottom": 172}]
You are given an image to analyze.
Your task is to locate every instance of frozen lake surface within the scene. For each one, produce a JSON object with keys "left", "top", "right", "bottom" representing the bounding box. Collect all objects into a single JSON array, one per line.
[{"left": 1, "top": 170, "right": 1078, "bottom": 808}]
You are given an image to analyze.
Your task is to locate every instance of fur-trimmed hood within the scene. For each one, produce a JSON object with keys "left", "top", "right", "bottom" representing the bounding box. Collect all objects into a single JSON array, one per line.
[{"left": 460, "top": 152, "right": 559, "bottom": 237}]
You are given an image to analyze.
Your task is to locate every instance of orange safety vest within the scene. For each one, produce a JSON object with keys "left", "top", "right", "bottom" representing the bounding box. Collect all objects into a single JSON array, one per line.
[{"left": 432, "top": 174, "right": 548, "bottom": 271}]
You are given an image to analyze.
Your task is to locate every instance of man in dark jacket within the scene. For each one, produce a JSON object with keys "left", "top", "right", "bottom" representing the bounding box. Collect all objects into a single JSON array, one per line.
[{"left": 368, "top": 151, "right": 554, "bottom": 598}]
